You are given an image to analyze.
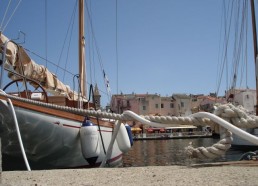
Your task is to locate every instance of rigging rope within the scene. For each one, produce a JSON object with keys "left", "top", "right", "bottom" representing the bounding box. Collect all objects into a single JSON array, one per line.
[
  {"left": 216, "top": 0, "right": 234, "bottom": 96},
  {"left": 0, "top": 0, "right": 12, "bottom": 30},
  {"left": 216, "top": 0, "right": 250, "bottom": 98},
  {"left": 1, "top": 0, "right": 22, "bottom": 32},
  {"left": 45, "top": 0, "right": 48, "bottom": 68},
  {"left": 85, "top": 1, "right": 112, "bottom": 103}
]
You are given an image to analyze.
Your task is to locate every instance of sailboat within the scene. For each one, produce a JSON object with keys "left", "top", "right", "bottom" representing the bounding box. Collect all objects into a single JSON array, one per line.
[
  {"left": 0, "top": 0, "right": 132, "bottom": 169},
  {"left": 218, "top": 0, "right": 258, "bottom": 150}
]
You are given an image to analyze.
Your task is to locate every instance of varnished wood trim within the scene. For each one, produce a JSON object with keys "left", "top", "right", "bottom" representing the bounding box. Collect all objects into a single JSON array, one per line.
[{"left": 0, "top": 95, "right": 114, "bottom": 128}]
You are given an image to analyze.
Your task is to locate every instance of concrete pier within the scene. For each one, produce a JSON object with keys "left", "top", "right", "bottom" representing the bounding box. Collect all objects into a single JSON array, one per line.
[{"left": 1, "top": 162, "right": 258, "bottom": 186}]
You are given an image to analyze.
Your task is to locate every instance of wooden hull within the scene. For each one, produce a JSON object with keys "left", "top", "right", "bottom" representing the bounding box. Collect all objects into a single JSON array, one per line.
[{"left": 0, "top": 97, "right": 123, "bottom": 169}]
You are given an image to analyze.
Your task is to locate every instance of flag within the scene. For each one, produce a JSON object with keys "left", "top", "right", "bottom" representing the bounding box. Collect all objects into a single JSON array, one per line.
[{"left": 103, "top": 70, "right": 111, "bottom": 93}]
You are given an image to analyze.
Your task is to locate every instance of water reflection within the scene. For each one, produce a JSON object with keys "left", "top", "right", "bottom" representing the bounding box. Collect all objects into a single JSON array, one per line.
[
  {"left": 123, "top": 138, "right": 246, "bottom": 167},
  {"left": 2, "top": 138, "right": 247, "bottom": 170}
]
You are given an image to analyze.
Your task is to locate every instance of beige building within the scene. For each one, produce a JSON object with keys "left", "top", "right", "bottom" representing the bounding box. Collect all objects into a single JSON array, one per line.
[
  {"left": 110, "top": 93, "right": 174, "bottom": 115},
  {"left": 110, "top": 93, "right": 226, "bottom": 116}
]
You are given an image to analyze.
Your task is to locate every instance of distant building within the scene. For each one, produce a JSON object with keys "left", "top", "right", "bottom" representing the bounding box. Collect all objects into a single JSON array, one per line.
[
  {"left": 171, "top": 94, "right": 191, "bottom": 116},
  {"left": 198, "top": 95, "right": 226, "bottom": 112},
  {"left": 111, "top": 93, "right": 174, "bottom": 115},
  {"left": 226, "top": 88, "right": 256, "bottom": 113},
  {"left": 110, "top": 92, "right": 227, "bottom": 116}
]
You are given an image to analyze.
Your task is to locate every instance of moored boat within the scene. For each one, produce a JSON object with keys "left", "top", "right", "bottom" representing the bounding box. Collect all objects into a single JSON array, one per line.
[
  {"left": 0, "top": 0, "right": 132, "bottom": 169},
  {"left": 133, "top": 126, "right": 212, "bottom": 140}
]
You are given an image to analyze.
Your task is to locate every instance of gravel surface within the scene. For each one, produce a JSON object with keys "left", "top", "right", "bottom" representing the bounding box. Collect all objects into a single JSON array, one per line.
[{"left": 1, "top": 165, "right": 258, "bottom": 186}]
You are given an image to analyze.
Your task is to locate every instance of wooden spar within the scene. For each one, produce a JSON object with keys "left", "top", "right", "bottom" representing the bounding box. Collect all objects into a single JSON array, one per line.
[
  {"left": 251, "top": 0, "right": 258, "bottom": 115},
  {"left": 79, "top": 0, "right": 87, "bottom": 100}
]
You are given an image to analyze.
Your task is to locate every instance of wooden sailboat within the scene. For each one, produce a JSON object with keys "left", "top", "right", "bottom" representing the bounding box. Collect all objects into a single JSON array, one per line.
[
  {"left": 224, "top": 0, "right": 258, "bottom": 150},
  {"left": 0, "top": 0, "right": 131, "bottom": 169}
]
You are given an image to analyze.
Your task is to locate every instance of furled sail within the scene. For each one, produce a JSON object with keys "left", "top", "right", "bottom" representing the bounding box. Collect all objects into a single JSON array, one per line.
[{"left": 0, "top": 33, "right": 80, "bottom": 100}]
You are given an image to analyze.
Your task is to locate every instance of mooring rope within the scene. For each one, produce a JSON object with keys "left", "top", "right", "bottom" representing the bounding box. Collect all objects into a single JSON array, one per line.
[
  {"left": 1, "top": 91, "right": 258, "bottom": 160},
  {"left": 185, "top": 129, "right": 233, "bottom": 159}
]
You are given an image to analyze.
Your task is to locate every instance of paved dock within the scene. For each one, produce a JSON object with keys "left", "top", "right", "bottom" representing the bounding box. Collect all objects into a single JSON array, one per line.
[{"left": 1, "top": 161, "right": 258, "bottom": 186}]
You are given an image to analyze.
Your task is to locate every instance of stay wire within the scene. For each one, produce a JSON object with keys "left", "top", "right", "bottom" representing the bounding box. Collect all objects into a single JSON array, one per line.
[
  {"left": 2, "top": 0, "right": 22, "bottom": 32},
  {"left": 85, "top": 1, "right": 112, "bottom": 102},
  {"left": 62, "top": 11, "right": 76, "bottom": 82},
  {"left": 86, "top": 0, "right": 94, "bottom": 86},
  {"left": 0, "top": 0, "right": 12, "bottom": 30},
  {"left": 116, "top": 0, "right": 119, "bottom": 95},
  {"left": 216, "top": 0, "right": 234, "bottom": 96},
  {"left": 55, "top": 0, "right": 78, "bottom": 76},
  {"left": 24, "top": 48, "right": 75, "bottom": 77},
  {"left": 45, "top": 0, "right": 48, "bottom": 68}
]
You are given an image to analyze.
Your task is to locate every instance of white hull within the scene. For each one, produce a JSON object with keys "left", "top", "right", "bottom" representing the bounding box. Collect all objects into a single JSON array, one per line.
[
  {"left": 0, "top": 99, "right": 123, "bottom": 169},
  {"left": 231, "top": 128, "right": 258, "bottom": 150}
]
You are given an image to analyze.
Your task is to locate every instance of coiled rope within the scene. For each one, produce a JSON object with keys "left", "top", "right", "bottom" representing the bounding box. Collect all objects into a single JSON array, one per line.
[{"left": 1, "top": 91, "right": 258, "bottom": 159}]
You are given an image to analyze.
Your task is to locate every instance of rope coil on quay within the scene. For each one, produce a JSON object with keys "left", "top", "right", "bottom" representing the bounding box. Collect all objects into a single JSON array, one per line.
[{"left": 1, "top": 91, "right": 258, "bottom": 160}]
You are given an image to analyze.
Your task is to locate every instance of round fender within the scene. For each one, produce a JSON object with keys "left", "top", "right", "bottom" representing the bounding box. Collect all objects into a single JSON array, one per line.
[
  {"left": 116, "top": 123, "right": 131, "bottom": 153},
  {"left": 125, "top": 124, "right": 133, "bottom": 146},
  {"left": 80, "top": 119, "right": 100, "bottom": 165}
]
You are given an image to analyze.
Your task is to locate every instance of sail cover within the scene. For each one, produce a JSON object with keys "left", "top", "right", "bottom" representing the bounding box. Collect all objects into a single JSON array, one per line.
[{"left": 0, "top": 33, "right": 79, "bottom": 100}]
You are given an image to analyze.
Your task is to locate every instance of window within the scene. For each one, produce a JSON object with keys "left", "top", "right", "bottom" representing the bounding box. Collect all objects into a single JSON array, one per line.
[
  {"left": 170, "top": 103, "right": 174, "bottom": 108},
  {"left": 155, "top": 104, "right": 159, "bottom": 108},
  {"left": 143, "top": 106, "right": 146, "bottom": 110},
  {"left": 161, "top": 103, "right": 164, "bottom": 108},
  {"left": 181, "top": 102, "right": 184, "bottom": 107},
  {"left": 192, "top": 98, "right": 197, "bottom": 102}
]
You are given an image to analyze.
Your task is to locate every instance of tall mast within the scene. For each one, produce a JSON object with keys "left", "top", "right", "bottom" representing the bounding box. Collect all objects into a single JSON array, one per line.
[
  {"left": 79, "top": 0, "right": 86, "bottom": 99},
  {"left": 251, "top": 0, "right": 258, "bottom": 115}
]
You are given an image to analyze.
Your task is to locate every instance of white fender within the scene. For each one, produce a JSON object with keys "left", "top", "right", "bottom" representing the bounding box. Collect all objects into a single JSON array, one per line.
[
  {"left": 116, "top": 123, "right": 131, "bottom": 153},
  {"left": 80, "top": 120, "right": 100, "bottom": 161}
]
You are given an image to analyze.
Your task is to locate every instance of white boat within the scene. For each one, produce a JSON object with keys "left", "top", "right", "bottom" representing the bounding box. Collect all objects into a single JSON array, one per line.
[
  {"left": 226, "top": 89, "right": 258, "bottom": 150},
  {"left": 133, "top": 126, "right": 212, "bottom": 140},
  {"left": 218, "top": 0, "right": 258, "bottom": 150},
  {"left": 0, "top": 0, "right": 132, "bottom": 169}
]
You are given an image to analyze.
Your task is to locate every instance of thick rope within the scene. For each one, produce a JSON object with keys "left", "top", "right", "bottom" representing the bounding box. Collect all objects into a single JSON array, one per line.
[
  {"left": 214, "top": 103, "right": 258, "bottom": 129},
  {"left": 185, "top": 104, "right": 258, "bottom": 159},
  {"left": 185, "top": 130, "right": 232, "bottom": 159}
]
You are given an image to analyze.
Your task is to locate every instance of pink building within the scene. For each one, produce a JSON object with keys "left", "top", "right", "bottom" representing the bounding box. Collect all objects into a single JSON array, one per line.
[
  {"left": 111, "top": 93, "right": 174, "bottom": 115},
  {"left": 110, "top": 92, "right": 227, "bottom": 116}
]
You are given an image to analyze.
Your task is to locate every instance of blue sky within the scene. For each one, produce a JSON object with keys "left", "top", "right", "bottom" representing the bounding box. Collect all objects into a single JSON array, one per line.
[{"left": 0, "top": 0, "right": 256, "bottom": 107}]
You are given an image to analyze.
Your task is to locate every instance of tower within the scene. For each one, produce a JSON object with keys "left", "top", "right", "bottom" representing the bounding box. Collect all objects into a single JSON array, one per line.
[{"left": 94, "top": 84, "right": 101, "bottom": 109}]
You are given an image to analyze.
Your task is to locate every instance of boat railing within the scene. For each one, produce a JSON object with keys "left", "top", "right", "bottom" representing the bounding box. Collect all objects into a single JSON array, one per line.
[{"left": 134, "top": 130, "right": 212, "bottom": 139}]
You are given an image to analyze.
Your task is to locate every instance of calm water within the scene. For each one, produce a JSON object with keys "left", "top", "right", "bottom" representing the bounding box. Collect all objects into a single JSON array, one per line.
[
  {"left": 122, "top": 138, "right": 247, "bottom": 167},
  {"left": 2, "top": 138, "right": 249, "bottom": 170}
]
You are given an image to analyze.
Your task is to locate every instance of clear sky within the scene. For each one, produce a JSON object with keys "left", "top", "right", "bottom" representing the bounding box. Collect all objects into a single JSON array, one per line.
[{"left": 0, "top": 0, "right": 257, "bottom": 107}]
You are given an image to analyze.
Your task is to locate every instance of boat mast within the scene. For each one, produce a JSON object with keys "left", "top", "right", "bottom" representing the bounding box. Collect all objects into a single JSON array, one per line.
[
  {"left": 251, "top": 0, "right": 258, "bottom": 115},
  {"left": 79, "top": 0, "right": 87, "bottom": 101}
]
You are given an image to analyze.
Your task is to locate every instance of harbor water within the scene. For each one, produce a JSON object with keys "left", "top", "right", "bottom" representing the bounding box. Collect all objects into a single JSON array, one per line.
[
  {"left": 122, "top": 138, "right": 250, "bottom": 167},
  {"left": 2, "top": 137, "right": 252, "bottom": 171}
]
